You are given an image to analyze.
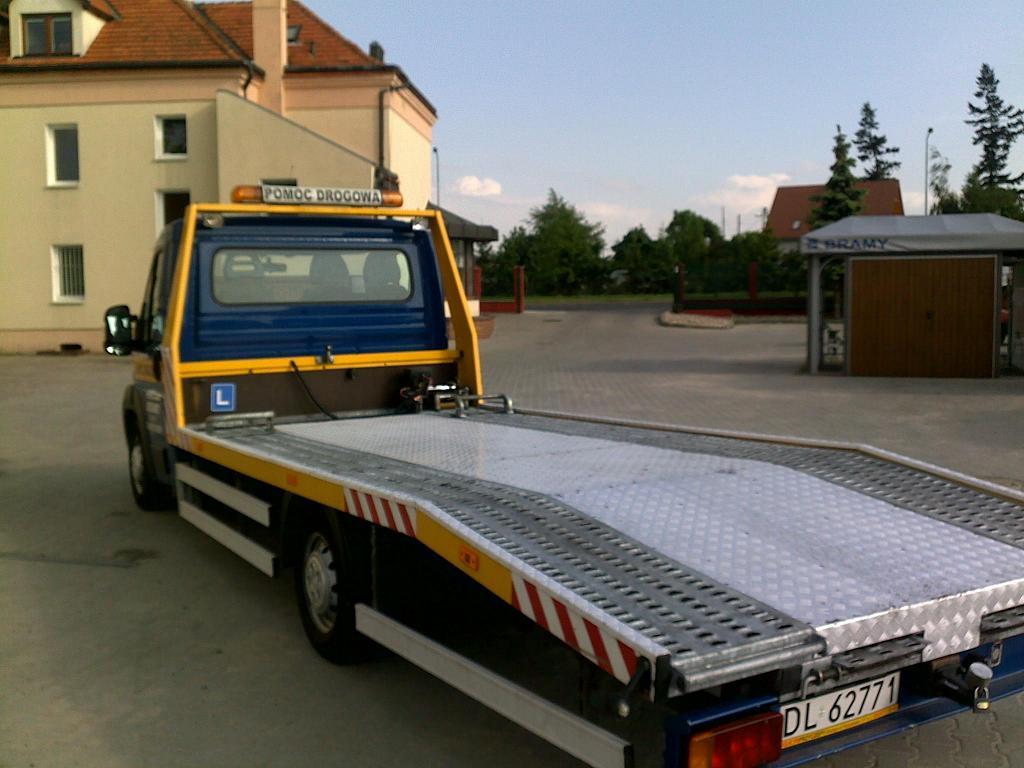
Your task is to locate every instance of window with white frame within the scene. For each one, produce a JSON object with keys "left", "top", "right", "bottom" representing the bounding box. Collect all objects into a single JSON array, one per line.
[
  {"left": 52, "top": 245, "right": 85, "bottom": 302},
  {"left": 47, "top": 124, "right": 79, "bottom": 185},
  {"left": 156, "top": 115, "right": 187, "bottom": 158}
]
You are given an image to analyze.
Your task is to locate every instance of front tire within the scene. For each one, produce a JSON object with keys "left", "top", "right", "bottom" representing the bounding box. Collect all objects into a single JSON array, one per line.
[
  {"left": 295, "top": 515, "right": 375, "bottom": 663},
  {"left": 127, "top": 421, "right": 171, "bottom": 510}
]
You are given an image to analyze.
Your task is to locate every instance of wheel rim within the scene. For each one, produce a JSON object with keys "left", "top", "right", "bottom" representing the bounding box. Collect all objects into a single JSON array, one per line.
[
  {"left": 129, "top": 440, "right": 146, "bottom": 495},
  {"left": 303, "top": 532, "right": 338, "bottom": 634}
]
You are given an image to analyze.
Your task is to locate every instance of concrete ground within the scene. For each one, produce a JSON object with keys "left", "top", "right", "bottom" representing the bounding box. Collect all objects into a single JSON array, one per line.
[{"left": 1, "top": 308, "right": 1022, "bottom": 767}]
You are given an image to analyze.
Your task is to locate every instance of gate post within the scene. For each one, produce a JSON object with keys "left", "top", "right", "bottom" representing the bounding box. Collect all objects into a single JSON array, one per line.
[{"left": 513, "top": 266, "right": 526, "bottom": 314}]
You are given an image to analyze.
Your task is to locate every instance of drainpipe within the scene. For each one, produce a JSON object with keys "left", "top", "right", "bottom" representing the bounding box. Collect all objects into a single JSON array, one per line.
[
  {"left": 377, "top": 81, "right": 410, "bottom": 187},
  {"left": 242, "top": 58, "right": 255, "bottom": 98}
]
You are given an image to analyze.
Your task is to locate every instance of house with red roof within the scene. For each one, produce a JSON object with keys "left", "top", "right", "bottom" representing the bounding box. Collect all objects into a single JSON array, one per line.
[
  {"left": 766, "top": 179, "right": 904, "bottom": 252},
  {"left": 0, "top": 0, "right": 437, "bottom": 352}
]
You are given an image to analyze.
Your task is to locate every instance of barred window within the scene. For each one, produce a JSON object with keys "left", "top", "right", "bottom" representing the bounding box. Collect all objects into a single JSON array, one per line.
[{"left": 53, "top": 245, "right": 85, "bottom": 302}]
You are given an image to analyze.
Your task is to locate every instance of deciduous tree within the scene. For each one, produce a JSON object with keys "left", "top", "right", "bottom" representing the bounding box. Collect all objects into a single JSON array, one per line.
[
  {"left": 660, "top": 210, "right": 723, "bottom": 294},
  {"left": 610, "top": 227, "right": 673, "bottom": 293},
  {"left": 482, "top": 191, "right": 607, "bottom": 295}
]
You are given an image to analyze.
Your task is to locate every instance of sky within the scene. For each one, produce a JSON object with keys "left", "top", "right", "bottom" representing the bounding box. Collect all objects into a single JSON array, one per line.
[{"left": 306, "top": 0, "right": 1024, "bottom": 246}]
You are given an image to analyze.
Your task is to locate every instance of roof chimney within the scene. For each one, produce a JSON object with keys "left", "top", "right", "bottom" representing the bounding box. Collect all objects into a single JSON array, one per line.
[
  {"left": 369, "top": 41, "right": 384, "bottom": 62},
  {"left": 253, "top": 0, "right": 287, "bottom": 113}
]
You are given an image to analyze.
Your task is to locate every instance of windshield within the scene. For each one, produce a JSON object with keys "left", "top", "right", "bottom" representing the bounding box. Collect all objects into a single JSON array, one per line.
[{"left": 211, "top": 248, "right": 412, "bottom": 305}]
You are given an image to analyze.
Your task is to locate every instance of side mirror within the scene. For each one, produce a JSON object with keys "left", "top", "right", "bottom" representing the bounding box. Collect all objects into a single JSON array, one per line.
[{"left": 104, "top": 305, "right": 135, "bottom": 356}]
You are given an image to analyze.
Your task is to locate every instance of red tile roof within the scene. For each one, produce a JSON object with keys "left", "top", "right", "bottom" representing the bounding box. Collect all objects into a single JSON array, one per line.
[
  {"left": 0, "top": 0, "right": 246, "bottom": 67},
  {"left": 766, "top": 179, "right": 904, "bottom": 239},
  {"left": 196, "top": 0, "right": 377, "bottom": 70},
  {"left": 1, "top": 0, "right": 380, "bottom": 74}
]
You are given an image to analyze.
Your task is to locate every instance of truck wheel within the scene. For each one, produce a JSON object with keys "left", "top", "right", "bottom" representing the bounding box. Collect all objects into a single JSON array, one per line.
[
  {"left": 295, "top": 516, "right": 375, "bottom": 663},
  {"left": 127, "top": 422, "right": 171, "bottom": 510}
]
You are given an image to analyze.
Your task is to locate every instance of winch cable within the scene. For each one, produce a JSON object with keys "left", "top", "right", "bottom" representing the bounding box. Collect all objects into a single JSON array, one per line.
[{"left": 289, "top": 360, "right": 339, "bottom": 420}]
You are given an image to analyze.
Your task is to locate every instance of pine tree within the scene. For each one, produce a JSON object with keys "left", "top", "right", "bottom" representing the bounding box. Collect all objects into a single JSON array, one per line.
[
  {"left": 854, "top": 102, "right": 900, "bottom": 180},
  {"left": 965, "top": 63, "right": 1024, "bottom": 187},
  {"left": 810, "top": 125, "right": 866, "bottom": 228}
]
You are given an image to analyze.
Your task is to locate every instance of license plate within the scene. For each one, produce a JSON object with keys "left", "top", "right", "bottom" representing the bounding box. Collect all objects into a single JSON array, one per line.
[{"left": 781, "top": 671, "right": 900, "bottom": 748}]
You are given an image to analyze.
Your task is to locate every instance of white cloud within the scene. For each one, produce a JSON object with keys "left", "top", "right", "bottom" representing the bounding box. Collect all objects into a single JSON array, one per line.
[
  {"left": 453, "top": 175, "right": 503, "bottom": 197},
  {"left": 690, "top": 172, "right": 792, "bottom": 233},
  {"left": 697, "top": 172, "right": 791, "bottom": 211},
  {"left": 580, "top": 201, "right": 660, "bottom": 245},
  {"left": 580, "top": 201, "right": 653, "bottom": 224}
]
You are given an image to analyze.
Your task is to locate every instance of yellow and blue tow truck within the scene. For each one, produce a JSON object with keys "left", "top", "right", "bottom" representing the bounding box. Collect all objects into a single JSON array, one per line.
[{"left": 104, "top": 185, "right": 1024, "bottom": 768}]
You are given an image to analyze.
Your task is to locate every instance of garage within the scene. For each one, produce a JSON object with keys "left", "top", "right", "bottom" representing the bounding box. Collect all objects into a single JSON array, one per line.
[{"left": 804, "top": 214, "right": 1024, "bottom": 378}]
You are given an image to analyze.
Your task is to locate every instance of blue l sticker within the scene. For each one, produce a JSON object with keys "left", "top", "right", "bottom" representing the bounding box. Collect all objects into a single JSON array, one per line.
[{"left": 210, "top": 383, "right": 236, "bottom": 413}]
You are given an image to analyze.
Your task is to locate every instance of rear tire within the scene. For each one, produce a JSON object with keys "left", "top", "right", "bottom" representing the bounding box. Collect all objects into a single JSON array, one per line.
[
  {"left": 295, "top": 514, "right": 375, "bottom": 663},
  {"left": 127, "top": 421, "right": 172, "bottom": 511}
]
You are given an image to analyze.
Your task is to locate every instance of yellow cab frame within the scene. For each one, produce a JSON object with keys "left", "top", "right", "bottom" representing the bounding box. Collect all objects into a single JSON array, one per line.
[{"left": 160, "top": 201, "right": 483, "bottom": 448}]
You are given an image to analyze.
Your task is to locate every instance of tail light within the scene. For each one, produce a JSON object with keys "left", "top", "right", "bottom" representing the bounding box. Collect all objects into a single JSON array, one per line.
[{"left": 687, "top": 711, "right": 783, "bottom": 768}]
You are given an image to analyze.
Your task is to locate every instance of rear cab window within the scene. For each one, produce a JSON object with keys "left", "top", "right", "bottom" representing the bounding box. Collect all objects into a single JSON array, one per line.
[{"left": 212, "top": 249, "right": 412, "bottom": 305}]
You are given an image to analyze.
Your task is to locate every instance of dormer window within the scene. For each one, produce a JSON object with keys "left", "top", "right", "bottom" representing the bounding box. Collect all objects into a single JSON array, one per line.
[
  {"left": 23, "top": 13, "right": 72, "bottom": 56},
  {"left": 287, "top": 24, "right": 301, "bottom": 44}
]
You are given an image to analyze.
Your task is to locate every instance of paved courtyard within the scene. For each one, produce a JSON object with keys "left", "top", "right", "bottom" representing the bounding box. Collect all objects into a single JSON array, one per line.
[{"left": 0, "top": 308, "right": 1022, "bottom": 767}]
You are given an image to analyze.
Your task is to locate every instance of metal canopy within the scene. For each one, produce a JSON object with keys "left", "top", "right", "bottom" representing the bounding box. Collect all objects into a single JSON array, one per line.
[
  {"left": 803, "top": 213, "right": 1024, "bottom": 374},
  {"left": 801, "top": 213, "right": 1024, "bottom": 255}
]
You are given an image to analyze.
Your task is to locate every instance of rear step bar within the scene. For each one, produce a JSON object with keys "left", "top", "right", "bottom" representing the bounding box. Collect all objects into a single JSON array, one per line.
[{"left": 355, "top": 604, "right": 634, "bottom": 768}]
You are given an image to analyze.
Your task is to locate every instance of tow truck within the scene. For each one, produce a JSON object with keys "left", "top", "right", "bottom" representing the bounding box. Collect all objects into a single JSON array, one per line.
[{"left": 104, "top": 185, "right": 1024, "bottom": 768}]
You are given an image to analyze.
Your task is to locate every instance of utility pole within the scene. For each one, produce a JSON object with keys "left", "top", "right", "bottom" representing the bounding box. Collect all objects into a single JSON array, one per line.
[
  {"left": 756, "top": 207, "right": 768, "bottom": 231},
  {"left": 721, "top": 207, "right": 726, "bottom": 236},
  {"left": 432, "top": 146, "right": 440, "bottom": 207},
  {"left": 924, "top": 127, "right": 933, "bottom": 215},
  {"left": 736, "top": 213, "right": 741, "bottom": 236}
]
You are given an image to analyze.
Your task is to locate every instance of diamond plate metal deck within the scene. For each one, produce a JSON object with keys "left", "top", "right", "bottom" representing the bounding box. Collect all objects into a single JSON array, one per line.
[
  {"left": 469, "top": 412, "right": 1024, "bottom": 550},
  {"left": 274, "top": 413, "right": 1024, "bottom": 661},
  {"left": 191, "top": 425, "right": 826, "bottom": 695}
]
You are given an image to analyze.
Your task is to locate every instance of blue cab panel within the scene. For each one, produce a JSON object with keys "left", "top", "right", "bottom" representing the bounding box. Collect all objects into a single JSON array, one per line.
[{"left": 172, "top": 217, "right": 448, "bottom": 362}]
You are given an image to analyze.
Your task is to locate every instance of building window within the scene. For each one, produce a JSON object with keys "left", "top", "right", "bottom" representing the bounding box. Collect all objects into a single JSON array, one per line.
[
  {"left": 52, "top": 245, "right": 85, "bottom": 302},
  {"left": 791, "top": 219, "right": 801, "bottom": 230},
  {"left": 157, "top": 190, "right": 191, "bottom": 231},
  {"left": 287, "top": 24, "right": 301, "bottom": 44},
  {"left": 23, "top": 13, "right": 73, "bottom": 56},
  {"left": 156, "top": 115, "right": 187, "bottom": 159},
  {"left": 47, "top": 124, "right": 79, "bottom": 186}
]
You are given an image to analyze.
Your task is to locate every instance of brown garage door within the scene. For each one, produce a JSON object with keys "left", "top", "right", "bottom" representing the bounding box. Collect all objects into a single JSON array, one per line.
[{"left": 849, "top": 257, "right": 995, "bottom": 377}]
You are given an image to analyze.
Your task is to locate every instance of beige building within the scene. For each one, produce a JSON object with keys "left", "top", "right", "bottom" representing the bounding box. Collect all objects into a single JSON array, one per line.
[{"left": 0, "top": 0, "right": 436, "bottom": 352}]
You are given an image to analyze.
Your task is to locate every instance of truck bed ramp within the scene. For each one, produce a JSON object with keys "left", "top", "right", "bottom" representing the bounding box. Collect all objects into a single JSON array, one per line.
[{"left": 184, "top": 411, "right": 1024, "bottom": 698}]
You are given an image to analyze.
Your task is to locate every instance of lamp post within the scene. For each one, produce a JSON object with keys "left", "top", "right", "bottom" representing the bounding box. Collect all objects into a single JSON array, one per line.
[
  {"left": 432, "top": 146, "right": 440, "bottom": 208},
  {"left": 924, "top": 127, "right": 933, "bottom": 215}
]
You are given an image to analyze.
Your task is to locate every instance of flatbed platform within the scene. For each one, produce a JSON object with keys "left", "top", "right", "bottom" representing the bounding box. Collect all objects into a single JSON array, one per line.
[{"left": 183, "top": 410, "right": 1024, "bottom": 697}]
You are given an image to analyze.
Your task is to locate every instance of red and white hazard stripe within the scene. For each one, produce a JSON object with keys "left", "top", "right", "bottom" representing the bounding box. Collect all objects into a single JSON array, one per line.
[
  {"left": 343, "top": 487, "right": 417, "bottom": 537},
  {"left": 511, "top": 573, "right": 641, "bottom": 685}
]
